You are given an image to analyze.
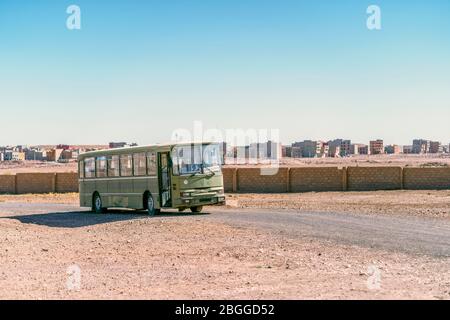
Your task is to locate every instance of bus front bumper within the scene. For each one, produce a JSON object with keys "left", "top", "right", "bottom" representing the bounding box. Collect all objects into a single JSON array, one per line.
[{"left": 179, "top": 195, "right": 226, "bottom": 207}]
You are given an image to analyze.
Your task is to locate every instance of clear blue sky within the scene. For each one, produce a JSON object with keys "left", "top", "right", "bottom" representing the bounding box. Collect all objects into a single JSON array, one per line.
[{"left": 1, "top": 0, "right": 449, "bottom": 146}]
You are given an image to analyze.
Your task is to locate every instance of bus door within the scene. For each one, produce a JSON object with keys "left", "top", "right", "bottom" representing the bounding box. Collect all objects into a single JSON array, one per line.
[{"left": 158, "top": 152, "right": 172, "bottom": 207}]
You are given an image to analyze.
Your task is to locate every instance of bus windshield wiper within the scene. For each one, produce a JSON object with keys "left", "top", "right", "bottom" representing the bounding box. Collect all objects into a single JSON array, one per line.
[{"left": 189, "top": 171, "right": 202, "bottom": 177}]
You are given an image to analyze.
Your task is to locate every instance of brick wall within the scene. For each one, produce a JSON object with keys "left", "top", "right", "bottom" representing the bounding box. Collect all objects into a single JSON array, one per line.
[
  {"left": 0, "top": 175, "right": 16, "bottom": 194},
  {"left": 237, "top": 167, "right": 289, "bottom": 193},
  {"left": 1, "top": 167, "right": 450, "bottom": 194},
  {"left": 222, "top": 168, "right": 235, "bottom": 192},
  {"left": 290, "top": 167, "right": 344, "bottom": 192},
  {"left": 404, "top": 167, "right": 450, "bottom": 190},
  {"left": 15, "top": 173, "right": 56, "bottom": 194},
  {"left": 347, "top": 167, "right": 402, "bottom": 191},
  {"left": 56, "top": 172, "right": 79, "bottom": 193}
]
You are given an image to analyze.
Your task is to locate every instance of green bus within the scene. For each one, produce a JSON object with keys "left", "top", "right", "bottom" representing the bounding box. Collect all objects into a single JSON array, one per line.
[{"left": 78, "top": 142, "right": 225, "bottom": 215}]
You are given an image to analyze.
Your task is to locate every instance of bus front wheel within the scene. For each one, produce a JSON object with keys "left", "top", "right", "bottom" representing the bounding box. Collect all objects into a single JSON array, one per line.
[{"left": 190, "top": 206, "right": 203, "bottom": 213}]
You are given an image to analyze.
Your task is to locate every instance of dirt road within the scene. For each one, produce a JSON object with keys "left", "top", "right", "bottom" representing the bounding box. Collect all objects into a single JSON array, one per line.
[
  {"left": 1, "top": 203, "right": 450, "bottom": 257},
  {"left": 209, "top": 208, "right": 450, "bottom": 257},
  {"left": 0, "top": 202, "right": 449, "bottom": 299}
]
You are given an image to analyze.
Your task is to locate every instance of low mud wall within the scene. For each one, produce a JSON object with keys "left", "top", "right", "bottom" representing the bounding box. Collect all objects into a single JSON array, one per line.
[{"left": 0, "top": 167, "right": 449, "bottom": 194}]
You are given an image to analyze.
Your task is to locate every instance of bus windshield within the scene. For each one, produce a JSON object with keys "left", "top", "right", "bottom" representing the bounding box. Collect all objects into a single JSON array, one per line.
[{"left": 172, "top": 143, "right": 222, "bottom": 175}]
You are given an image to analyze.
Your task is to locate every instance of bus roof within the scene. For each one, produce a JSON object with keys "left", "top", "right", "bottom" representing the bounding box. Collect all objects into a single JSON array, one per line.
[{"left": 78, "top": 141, "right": 218, "bottom": 160}]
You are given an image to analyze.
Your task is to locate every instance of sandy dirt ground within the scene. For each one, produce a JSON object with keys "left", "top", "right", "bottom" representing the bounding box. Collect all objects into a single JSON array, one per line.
[
  {"left": 226, "top": 190, "right": 450, "bottom": 219},
  {"left": 225, "top": 154, "right": 450, "bottom": 167},
  {"left": 0, "top": 192, "right": 449, "bottom": 299},
  {"left": 277, "top": 154, "right": 450, "bottom": 167},
  {"left": 2, "top": 154, "right": 450, "bottom": 174},
  {"left": 0, "top": 208, "right": 449, "bottom": 300},
  {"left": 0, "top": 161, "right": 78, "bottom": 174},
  {"left": 0, "top": 193, "right": 79, "bottom": 204}
]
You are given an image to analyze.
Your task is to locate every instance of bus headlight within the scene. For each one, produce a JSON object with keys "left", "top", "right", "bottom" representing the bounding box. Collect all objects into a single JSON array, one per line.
[{"left": 181, "top": 192, "right": 192, "bottom": 198}]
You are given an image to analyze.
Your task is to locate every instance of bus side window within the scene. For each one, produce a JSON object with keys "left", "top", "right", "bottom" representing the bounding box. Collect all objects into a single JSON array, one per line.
[
  {"left": 96, "top": 156, "right": 107, "bottom": 178},
  {"left": 79, "top": 160, "right": 84, "bottom": 178},
  {"left": 84, "top": 158, "right": 95, "bottom": 178},
  {"left": 133, "top": 153, "right": 147, "bottom": 176},
  {"left": 120, "top": 154, "right": 133, "bottom": 177},
  {"left": 147, "top": 152, "right": 157, "bottom": 176},
  {"left": 107, "top": 155, "right": 120, "bottom": 177}
]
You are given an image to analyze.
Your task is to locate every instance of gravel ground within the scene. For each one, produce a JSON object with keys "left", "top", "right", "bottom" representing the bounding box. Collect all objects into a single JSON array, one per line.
[
  {"left": 0, "top": 208, "right": 449, "bottom": 300},
  {"left": 0, "top": 193, "right": 79, "bottom": 204},
  {"left": 226, "top": 190, "right": 450, "bottom": 219},
  {"left": 0, "top": 193, "right": 449, "bottom": 299}
]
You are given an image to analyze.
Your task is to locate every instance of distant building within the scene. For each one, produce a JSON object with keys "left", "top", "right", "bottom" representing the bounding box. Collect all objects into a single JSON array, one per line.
[
  {"left": 350, "top": 143, "right": 365, "bottom": 155},
  {"left": 235, "top": 146, "right": 250, "bottom": 162},
  {"left": 327, "top": 140, "right": 340, "bottom": 157},
  {"left": 247, "top": 141, "right": 281, "bottom": 162},
  {"left": 292, "top": 140, "right": 327, "bottom": 158},
  {"left": 25, "top": 149, "right": 44, "bottom": 161},
  {"left": 46, "top": 149, "right": 63, "bottom": 162},
  {"left": 403, "top": 145, "right": 413, "bottom": 154},
  {"left": 267, "top": 140, "right": 281, "bottom": 160},
  {"left": 385, "top": 144, "right": 402, "bottom": 154},
  {"left": 11, "top": 152, "right": 25, "bottom": 161},
  {"left": 328, "top": 144, "right": 341, "bottom": 158},
  {"left": 248, "top": 143, "right": 264, "bottom": 160},
  {"left": 14, "top": 145, "right": 27, "bottom": 153},
  {"left": 412, "top": 139, "right": 430, "bottom": 154},
  {"left": 327, "top": 139, "right": 351, "bottom": 156},
  {"left": 109, "top": 142, "right": 127, "bottom": 149},
  {"left": 341, "top": 140, "right": 352, "bottom": 156},
  {"left": 3, "top": 151, "right": 13, "bottom": 161},
  {"left": 429, "top": 141, "right": 442, "bottom": 154},
  {"left": 248, "top": 143, "right": 259, "bottom": 160},
  {"left": 291, "top": 147, "right": 302, "bottom": 158},
  {"left": 322, "top": 143, "right": 329, "bottom": 158},
  {"left": 282, "top": 146, "right": 292, "bottom": 157},
  {"left": 327, "top": 141, "right": 343, "bottom": 157},
  {"left": 358, "top": 145, "right": 369, "bottom": 155},
  {"left": 370, "top": 140, "right": 384, "bottom": 155},
  {"left": 60, "top": 149, "right": 74, "bottom": 161}
]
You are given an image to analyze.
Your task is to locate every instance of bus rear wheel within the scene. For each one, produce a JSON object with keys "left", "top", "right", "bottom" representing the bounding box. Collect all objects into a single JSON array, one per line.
[
  {"left": 190, "top": 206, "right": 203, "bottom": 213},
  {"left": 92, "top": 193, "right": 106, "bottom": 213},
  {"left": 145, "top": 193, "right": 159, "bottom": 216}
]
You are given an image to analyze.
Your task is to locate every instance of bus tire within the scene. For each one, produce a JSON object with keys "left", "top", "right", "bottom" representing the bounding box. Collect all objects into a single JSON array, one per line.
[
  {"left": 144, "top": 192, "right": 158, "bottom": 216},
  {"left": 190, "top": 206, "right": 203, "bottom": 213},
  {"left": 92, "top": 193, "right": 106, "bottom": 213}
]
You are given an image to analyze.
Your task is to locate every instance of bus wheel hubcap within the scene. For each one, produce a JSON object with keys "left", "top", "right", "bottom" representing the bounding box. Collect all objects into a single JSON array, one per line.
[
  {"left": 95, "top": 197, "right": 101, "bottom": 210},
  {"left": 148, "top": 197, "right": 154, "bottom": 210}
]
